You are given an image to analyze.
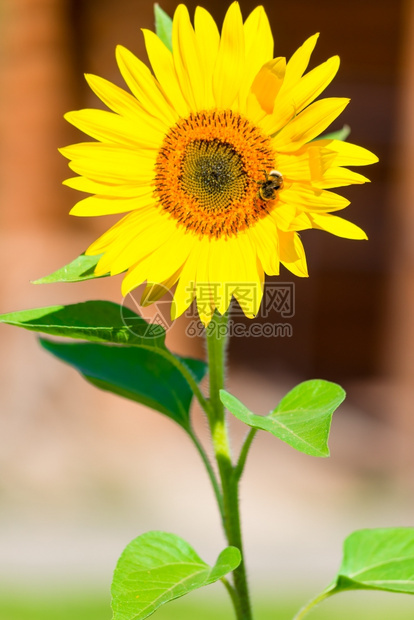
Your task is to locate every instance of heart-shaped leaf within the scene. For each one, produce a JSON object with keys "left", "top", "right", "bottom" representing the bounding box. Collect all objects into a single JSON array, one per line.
[
  {"left": 40, "top": 339, "right": 206, "bottom": 430},
  {"left": 111, "top": 531, "right": 241, "bottom": 620},
  {"left": 221, "top": 380, "right": 345, "bottom": 457},
  {"left": 154, "top": 4, "right": 173, "bottom": 51},
  {"left": 334, "top": 528, "right": 414, "bottom": 594},
  {"left": 0, "top": 301, "right": 165, "bottom": 347},
  {"left": 33, "top": 252, "right": 104, "bottom": 284},
  {"left": 294, "top": 528, "right": 414, "bottom": 619}
]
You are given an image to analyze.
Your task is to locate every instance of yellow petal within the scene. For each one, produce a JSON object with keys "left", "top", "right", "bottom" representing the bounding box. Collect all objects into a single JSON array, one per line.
[
  {"left": 214, "top": 235, "right": 262, "bottom": 316},
  {"left": 142, "top": 29, "right": 190, "bottom": 118},
  {"left": 315, "top": 139, "right": 379, "bottom": 166},
  {"left": 195, "top": 237, "right": 217, "bottom": 326},
  {"left": 86, "top": 208, "right": 153, "bottom": 256},
  {"left": 69, "top": 193, "right": 155, "bottom": 217},
  {"left": 280, "top": 231, "right": 301, "bottom": 262},
  {"left": 280, "top": 185, "right": 350, "bottom": 212},
  {"left": 121, "top": 262, "right": 149, "bottom": 296},
  {"left": 277, "top": 145, "right": 370, "bottom": 188},
  {"left": 172, "top": 4, "right": 206, "bottom": 110},
  {"left": 244, "top": 6, "right": 273, "bottom": 66},
  {"left": 248, "top": 57, "right": 286, "bottom": 117},
  {"left": 64, "top": 109, "right": 163, "bottom": 148},
  {"left": 207, "top": 238, "right": 234, "bottom": 315},
  {"left": 141, "top": 270, "right": 181, "bottom": 307},
  {"left": 226, "top": 234, "right": 263, "bottom": 317},
  {"left": 270, "top": 202, "right": 297, "bottom": 231},
  {"left": 271, "top": 97, "right": 350, "bottom": 151},
  {"left": 91, "top": 209, "right": 160, "bottom": 274},
  {"left": 288, "top": 212, "right": 312, "bottom": 231},
  {"left": 277, "top": 151, "right": 316, "bottom": 182},
  {"left": 67, "top": 162, "right": 151, "bottom": 185},
  {"left": 172, "top": 242, "right": 202, "bottom": 319},
  {"left": 121, "top": 227, "right": 195, "bottom": 295},
  {"left": 234, "top": 277, "right": 264, "bottom": 319},
  {"left": 282, "top": 33, "right": 319, "bottom": 90},
  {"left": 247, "top": 216, "right": 280, "bottom": 275},
  {"left": 279, "top": 231, "right": 308, "bottom": 277},
  {"left": 60, "top": 142, "right": 155, "bottom": 161},
  {"left": 289, "top": 55, "right": 340, "bottom": 111},
  {"left": 310, "top": 213, "right": 367, "bottom": 239},
  {"left": 277, "top": 140, "right": 377, "bottom": 180},
  {"left": 108, "top": 213, "right": 179, "bottom": 276},
  {"left": 312, "top": 166, "right": 370, "bottom": 189},
  {"left": 240, "top": 6, "right": 273, "bottom": 106},
  {"left": 195, "top": 238, "right": 216, "bottom": 325},
  {"left": 194, "top": 6, "right": 220, "bottom": 108},
  {"left": 147, "top": 229, "right": 195, "bottom": 284},
  {"left": 277, "top": 142, "right": 336, "bottom": 183},
  {"left": 265, "top": 55, "right": 340, "bottom": 134},
  {"left": 63, "top": 176, "right": 152, "bottom": 198},
  {"left": 213, "top": 2, "right": 245, "bottom": 109},
  {"left": 245, "top": 90, "right": 268, "bottom": 123},
  {"left": 84, "top": 73, "right": 165, "bottom": 130},
  {"left": 66, "top": 147, "right": 155, "bottom": 184},
  {"left": 116, "top": 45, "right": 177, "bottom": 126}
]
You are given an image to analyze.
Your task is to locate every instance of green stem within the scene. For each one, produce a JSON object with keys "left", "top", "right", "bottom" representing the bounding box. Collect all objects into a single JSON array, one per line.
[
  {"left": 292, "top": 588, "right": 335, "bottom": 620},
  {"left": 188, "top": 427, "right": 224, "bottom": 520},
  {"left": 234, "top": 428, "right": 257, "bottom": 482},
  {"left": 221, "top": 577, "right": 244, "bottom": 619},
  {"left": 206, "top": 311, "right": 253, "bottom": 620}
]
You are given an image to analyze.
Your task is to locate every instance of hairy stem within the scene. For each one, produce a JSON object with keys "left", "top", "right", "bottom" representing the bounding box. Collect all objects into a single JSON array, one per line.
[
  {"left": 206, "top": 311, "right": 253, "bottom": 620},
  {"left": 221, "top": 577, "right": 244, "bottom": 619},
  {"left": 188, "top": 427, "right": 224, "bottom": 520}
]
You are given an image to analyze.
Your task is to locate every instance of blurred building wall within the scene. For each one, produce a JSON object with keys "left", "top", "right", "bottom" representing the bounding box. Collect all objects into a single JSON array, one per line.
[{"left": 382, "top": 0, "right": 414, "bottom": 439}]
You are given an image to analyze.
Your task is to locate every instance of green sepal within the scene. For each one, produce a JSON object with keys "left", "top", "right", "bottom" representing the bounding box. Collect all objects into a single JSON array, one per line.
[
  {"left": 0, "top": 301, "right": 165, "bottom": 347},
  {"left": 314, "top": 124, "right": 351, "bottom": 142},
  {"left": 40, "top": 338, "right": 206, "bottom": 431},
  {"left": 111, "top": 531, "right": 241, "bottom": 620},
  {"left": 221, "top": 379, "right": 345, "bottom": 457},
  {"left": 32, "top": 252, "right": 104, "bottom": 284},
  {"left": 154, "top": 4, "right": 173, "bottom": 51}
]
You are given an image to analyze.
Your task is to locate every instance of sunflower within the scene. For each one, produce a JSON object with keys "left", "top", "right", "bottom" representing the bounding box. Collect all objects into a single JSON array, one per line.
[{"left": 61, "top": 2, "right": 378, "bottom": 326}]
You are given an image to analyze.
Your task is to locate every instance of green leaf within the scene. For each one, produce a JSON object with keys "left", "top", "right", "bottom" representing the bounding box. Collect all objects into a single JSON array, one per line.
[
  {"left": 40, "top": 339, "right": 206, "bottom": 430},
  {"left": 221, "top": 379, "right": 345, "bottom": 457},
  {"left": 0, "top": 301, "right": 165, "bottom": 347},
  {"left": 2, "top": 300, "right": 207, "bottom": 428},
  {"left": 111, "top": 531, "right": 241, "bottom": 620},
  {"left": 334, "top": 528, "right": 414, "bottom": 594},
  {"left": 294, "top": 528, "right": 414, "bottom": 619},
  {"left": 154, "top": 4, "right": 173, "bottom": 51},
  {"left": 33, "top": 252, "right": 105, "bottom": 284},
  {"left": 314, "top": 124, "right": 351, "bottom": 142}
]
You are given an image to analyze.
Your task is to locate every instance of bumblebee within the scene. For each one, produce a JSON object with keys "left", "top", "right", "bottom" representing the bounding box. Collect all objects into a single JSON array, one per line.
[{"left": 257, "top": 170, "right": 284, "bottom": 201}]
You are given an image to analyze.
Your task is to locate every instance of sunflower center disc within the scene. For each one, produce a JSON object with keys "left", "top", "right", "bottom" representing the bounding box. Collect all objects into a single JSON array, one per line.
[
  {"left": 180, "top": 140, "right": 247, "bottom": 212},
  {"left": 154, "top": 110, "right": 277, "bottom": 238}
]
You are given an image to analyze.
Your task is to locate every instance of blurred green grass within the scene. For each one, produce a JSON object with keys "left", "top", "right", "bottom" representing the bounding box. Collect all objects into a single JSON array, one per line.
[{"left": 1, "top": 588, "right": 414, "bottom": 620}]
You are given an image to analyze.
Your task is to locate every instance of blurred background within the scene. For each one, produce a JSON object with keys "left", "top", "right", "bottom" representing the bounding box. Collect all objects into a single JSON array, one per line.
[{"left": 1, "top": 0, "right": 414, "bottom": 618}]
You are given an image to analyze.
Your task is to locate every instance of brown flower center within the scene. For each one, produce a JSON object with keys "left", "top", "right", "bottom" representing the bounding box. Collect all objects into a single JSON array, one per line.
[{"left": 154, "top": 110, "right": 277, "bottom": 238}]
